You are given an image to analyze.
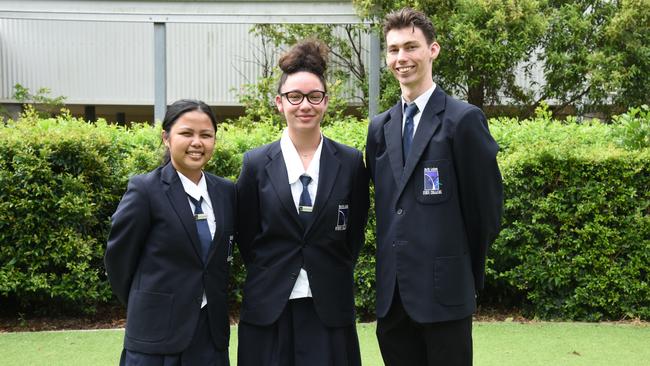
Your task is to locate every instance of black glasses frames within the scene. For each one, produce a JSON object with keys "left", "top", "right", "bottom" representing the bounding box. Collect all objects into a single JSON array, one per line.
[{"left": 280, "top": 90, "right": 327, "bottom": 105}]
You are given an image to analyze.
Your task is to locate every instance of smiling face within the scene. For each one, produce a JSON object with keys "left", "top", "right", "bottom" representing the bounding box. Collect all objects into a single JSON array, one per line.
[
  {"left": 162, "top": 110, "right": 215, "bottom": 183},
  {"left": 386, "top": 26, "right": 440, "bottom": 101},
  {"left": 275, "top": 71, "right": 328, "bottom": 135}
]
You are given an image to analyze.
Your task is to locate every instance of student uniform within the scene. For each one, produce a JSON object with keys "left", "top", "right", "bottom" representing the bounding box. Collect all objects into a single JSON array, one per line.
[
  {"left": 366, "top": 85, "right": 503, "bottom": 365},
  {"left": 236, "top": 130, "right": 369, "bottom": 366},
  {"left": 105, "top": 162, "right": 236, "bottom": 366}
]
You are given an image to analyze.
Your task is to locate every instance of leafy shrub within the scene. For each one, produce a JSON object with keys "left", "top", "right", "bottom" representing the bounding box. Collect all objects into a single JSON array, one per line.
[
  {"left": 0, "top": 109, "right": 158, "bottom": 313},
  {"left": 491, "top": 147, "right": 649, "bottom": 320},
  {"left": 610, "top": 105, "right": 650, "bottom": 150},
  {"left": 487, "top": 113, "right": 650, "bottom": 320}
]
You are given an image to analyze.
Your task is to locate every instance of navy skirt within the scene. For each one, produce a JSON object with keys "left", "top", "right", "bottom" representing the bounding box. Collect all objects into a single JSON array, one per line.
[{"left": 238, "top": 298, "right": 361, "bottom": 366}]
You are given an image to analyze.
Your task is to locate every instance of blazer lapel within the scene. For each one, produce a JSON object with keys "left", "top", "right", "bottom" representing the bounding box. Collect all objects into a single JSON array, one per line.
[
  {"left": 397, "top": 86, "right": 446, "bottom": 197},
  {"left": 205, "top": 176, "right": 225, "bottom": 264},
  {"left": 397, "top": 87, "right": 446, "bottom": 198},
  {"left": 161, "top": 163, "right": 203, "bottom": 262},
  {"left": 383, "top": 102, "right": 405, "bottom": 186},
  {"left": 265, "top": 141, "right": 303, "bottom": 228},
  {"left": 306, "top": 137, "right": 340, "bottom": 235}
]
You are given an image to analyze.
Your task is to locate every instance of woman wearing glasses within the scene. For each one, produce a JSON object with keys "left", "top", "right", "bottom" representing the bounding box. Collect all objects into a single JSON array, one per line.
[{"left": 236, "top": 39, "right": 369, "bottom": 366}]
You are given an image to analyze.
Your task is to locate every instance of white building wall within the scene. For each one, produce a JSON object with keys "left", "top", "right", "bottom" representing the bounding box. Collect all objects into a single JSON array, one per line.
[
  {"left": 166, "top": 23, "right": 271, "bottom": 105},
  {"left": 0, "top": 18, "right": 152, "bottom": 104},
  {"left": 0, "top": 19, "right": 282, "bottom": 105}
]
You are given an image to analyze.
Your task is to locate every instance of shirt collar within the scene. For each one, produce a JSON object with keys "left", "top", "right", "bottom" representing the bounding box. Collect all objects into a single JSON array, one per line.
[
  {"left": 402, "top": 82, "right": 436, "bottom": 115},
  {"left": 280, "top": 128, "right": 323, "bottom": 185},
  {"left": 177, "top": 170, "right": 211, "bottom": 209}
]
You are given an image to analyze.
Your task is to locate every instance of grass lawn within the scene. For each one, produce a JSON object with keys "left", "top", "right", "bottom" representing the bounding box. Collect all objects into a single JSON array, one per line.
[{"left": 1, "top": 321, "right": 648, "bottom": 365}]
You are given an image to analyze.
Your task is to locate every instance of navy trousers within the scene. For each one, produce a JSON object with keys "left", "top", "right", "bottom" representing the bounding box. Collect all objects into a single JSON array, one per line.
[{"left": 377, "top": 286, "right": 473, "bottom": 366}]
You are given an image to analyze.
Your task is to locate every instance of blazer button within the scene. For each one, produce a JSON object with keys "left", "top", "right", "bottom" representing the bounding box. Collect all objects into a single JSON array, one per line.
[{"left": 396, "top": 208, "right": 404, "bottom": 215}]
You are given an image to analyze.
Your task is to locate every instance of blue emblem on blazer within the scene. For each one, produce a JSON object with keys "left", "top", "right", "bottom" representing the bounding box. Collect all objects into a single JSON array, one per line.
[
  {"left": 335, "top": 204, "right": 348, "bottom": 231},
  {"left": 423, "top": 167, "right": 442, "bottom": 195}
]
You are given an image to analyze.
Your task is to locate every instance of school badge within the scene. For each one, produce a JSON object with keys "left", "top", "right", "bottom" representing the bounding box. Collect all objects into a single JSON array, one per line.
[
  {"left": 423, "top": 167, "right": 442, "bottom": 195},
  {"left": 335, "top": 204, "right": 348, "bottom": 231}
]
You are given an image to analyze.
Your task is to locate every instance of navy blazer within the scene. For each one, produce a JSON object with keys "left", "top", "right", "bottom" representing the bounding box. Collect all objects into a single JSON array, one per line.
[
  {"left": 105, "top": 163, "right": 236, "bottom": 354},
  {"left": 236, "top": 136, "right": 369, "bottom": 327},
  {"left": 366, "top": 87, "right": 503, "bottom": 323}
]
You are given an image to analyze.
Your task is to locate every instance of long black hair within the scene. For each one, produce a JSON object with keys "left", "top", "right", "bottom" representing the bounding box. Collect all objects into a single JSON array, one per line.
[{"left": 160, "top": 99, "right": 218, "bottom": 166}]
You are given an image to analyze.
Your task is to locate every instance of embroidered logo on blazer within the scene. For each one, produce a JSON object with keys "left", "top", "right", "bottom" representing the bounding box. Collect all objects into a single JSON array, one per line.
[
  {"left": 423, "top": 167, "right": 442, "bottom": 195},
  {"left": 335, "top": 204, "right": 349, "bottom": 231}
]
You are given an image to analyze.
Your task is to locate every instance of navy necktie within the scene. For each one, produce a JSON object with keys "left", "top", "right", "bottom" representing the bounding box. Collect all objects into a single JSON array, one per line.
[
  {"left": 187, "top": 195, "right": 212, "bottom": 263},
  {"left": 403, "top": 103, "right": 419, "bottom": 164},
  {"left": 298, "top": 175, "right": 313, "bottom": 229}
]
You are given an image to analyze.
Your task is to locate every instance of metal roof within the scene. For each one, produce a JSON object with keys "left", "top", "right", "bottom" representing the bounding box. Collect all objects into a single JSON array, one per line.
[{"left": 0, "top": 0, "right": 364, "bottom": 24}]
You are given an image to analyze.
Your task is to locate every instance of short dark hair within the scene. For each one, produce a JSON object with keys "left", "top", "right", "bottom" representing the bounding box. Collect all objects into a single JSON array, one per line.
[
  {"left": 277, "top": 39, "right": 329, "bottom": 94},
  {"left": 383, "top": 8, "right": 436, "bottom": 45},
  {"left": 161, "top": 99, "right": 217, "bottom": 166}
]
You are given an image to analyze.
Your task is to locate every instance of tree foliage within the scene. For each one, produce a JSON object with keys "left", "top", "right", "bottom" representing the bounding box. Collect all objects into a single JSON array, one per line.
[
  {"left": 540, "top": 0, "right": 650, "bottom": 115},
  {"left": 370, "top": 0, "right": 649, "bottom": 115},
  {"left": 247, "top": 0, "right": 648, "bottom": 117},
  {"left": 1, "top": 84, "right": 67, "bottom": 121}
]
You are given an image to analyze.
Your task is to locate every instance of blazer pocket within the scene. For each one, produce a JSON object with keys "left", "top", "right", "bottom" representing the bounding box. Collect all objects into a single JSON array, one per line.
[
  {"left": 414, "top": 159, "right": 453, "bottom": 204},
  {"left": 433, "top": 255, "right": 472, "bottom": 306},
  {"left": 126, "top": 290, "right": 173, "bottom": 342}
]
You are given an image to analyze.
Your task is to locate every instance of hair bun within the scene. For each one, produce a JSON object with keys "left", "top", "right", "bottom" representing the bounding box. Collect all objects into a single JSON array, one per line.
[{"left": 278, "top": 39, "right": 329, "bottom": 77}]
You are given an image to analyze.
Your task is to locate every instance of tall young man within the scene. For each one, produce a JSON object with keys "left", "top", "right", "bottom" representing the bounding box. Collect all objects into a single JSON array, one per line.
[{"left": 366, "top": 8, "right": 503, "bottom": 366}]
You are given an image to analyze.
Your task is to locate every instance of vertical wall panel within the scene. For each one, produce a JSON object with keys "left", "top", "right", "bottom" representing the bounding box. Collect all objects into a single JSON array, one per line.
[
  {"left": 0, "top": 18, "right": 152, "bottom": 104},
  {"left": 167, "top": 23, "right": 271, "bottom": 105}
]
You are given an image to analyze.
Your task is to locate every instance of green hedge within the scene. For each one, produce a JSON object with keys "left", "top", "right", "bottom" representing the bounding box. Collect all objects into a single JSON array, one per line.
[
  {"left": 0, "top": 109, "right": 159, "bottom": 313},
  {"left": 1, "top": 107, "right": 648, "bottom": 320},
  {"left": 488, "top": 115, "right": 650, "bottom": 320}
]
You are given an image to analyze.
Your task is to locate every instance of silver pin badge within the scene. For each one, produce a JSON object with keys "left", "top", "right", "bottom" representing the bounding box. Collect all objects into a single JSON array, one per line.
[
  {"left": 227, "top": 235, "right": 234, "bottom": 263},
  {"left": 299, "top": 205, "right": 313, "bottom": 213}
]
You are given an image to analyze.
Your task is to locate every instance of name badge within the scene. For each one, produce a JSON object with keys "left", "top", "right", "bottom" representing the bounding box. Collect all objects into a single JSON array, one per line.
[
  {"left": 194, "top": 213, "right": 208, "bottom": 221},
  {"left": 423, "top": 167, "right": 443, "bottom": 195},
  {"left": 299, "top": 205, "right": 313, "bottom": 213},
  {"left": 335, "top": 204, "right": 348, "bottom": 231}
]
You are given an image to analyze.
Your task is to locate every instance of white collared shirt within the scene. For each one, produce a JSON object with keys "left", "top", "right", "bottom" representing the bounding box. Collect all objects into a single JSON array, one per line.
[
  {"left": 280, "top": 128, "right": 323, "bottom": 299},
  {"left": 402, "top": 83, "right": 437, "bottom": 137},
  {"left": 281, "top": 128, "right": 322, "bottom": 212},
  {"left": 177, "top": 170, "right": 215, "bottom": 308}
]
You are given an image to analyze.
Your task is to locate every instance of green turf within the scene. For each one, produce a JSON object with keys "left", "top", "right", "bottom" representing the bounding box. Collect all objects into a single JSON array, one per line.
[
  {"left": 0, "top": 322, "right": 648, "bottom": 365},
  {"left": 474, "top": 322, "right": 650, "bottom": 366}
]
